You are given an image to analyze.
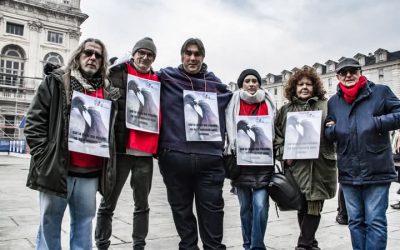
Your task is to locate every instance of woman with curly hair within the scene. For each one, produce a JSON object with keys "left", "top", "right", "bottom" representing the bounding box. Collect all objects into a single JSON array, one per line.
[{"left": 274, "top": 67, "right": 337, "bottom": 250}]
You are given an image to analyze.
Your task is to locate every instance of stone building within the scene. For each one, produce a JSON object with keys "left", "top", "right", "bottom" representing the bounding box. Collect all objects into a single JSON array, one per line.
[
  {"left": 0, "top": 0, "right": 87, "bottom": 139},
  {"left": 228, "top": 48, "right": 400, "bottom": 109}
]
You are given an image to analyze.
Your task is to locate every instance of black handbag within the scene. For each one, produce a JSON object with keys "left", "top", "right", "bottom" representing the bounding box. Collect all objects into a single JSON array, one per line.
[
  {"left": 223, "top": 153, "right": 241, "bottom": 180},
  {"left": 267, "top": 164, "right": 305, "bottom": 211}
]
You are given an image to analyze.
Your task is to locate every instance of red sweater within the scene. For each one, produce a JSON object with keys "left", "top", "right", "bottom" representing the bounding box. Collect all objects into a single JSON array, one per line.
[
  {"left": 70, "top": 88, "right": 105, "bottom": 169},
  {"left": 239, "top": 100, "right": 268, "bottom": 116},
  {"left": 126, "top": 63, "right": 160, "bottom": 153}
]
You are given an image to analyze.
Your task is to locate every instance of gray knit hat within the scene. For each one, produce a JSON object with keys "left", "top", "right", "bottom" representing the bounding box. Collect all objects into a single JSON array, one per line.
[{"left": 132, "top": 37, "right": 157, "bottom": 57}]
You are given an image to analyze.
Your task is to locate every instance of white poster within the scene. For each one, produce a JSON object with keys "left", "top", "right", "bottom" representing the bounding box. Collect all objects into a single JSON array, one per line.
[
  {"left": 183, "top": 90, "right": 222, "bottom": 141},
  {"left": 283, "top": 110, "right": 322, "bottom": 160},
  {"left": 236, "top": 115, "right": 274, "bottom": 165},
  {"left": 126, "top": 74, "right": 160, "bottom": 133},
  {"left": 68, "top": 91, "right": 111, "bottom": 158}
]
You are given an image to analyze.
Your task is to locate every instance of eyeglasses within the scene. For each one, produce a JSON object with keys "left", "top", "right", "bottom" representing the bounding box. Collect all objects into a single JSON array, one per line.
[
  {"left": 136, "top": 50, "right": 155, "bottom": 60},
  {"left": 83, "top": 49, "right": 103, "bottom": 59},
  {"left": 184, "top": 50, "right": 202, "bottom": 57},
  {"left": 338, "top": 68, "right": 359, "bottom": 77}
]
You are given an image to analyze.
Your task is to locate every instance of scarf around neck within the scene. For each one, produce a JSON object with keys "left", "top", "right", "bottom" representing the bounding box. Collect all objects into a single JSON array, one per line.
[
  {"left": 71, "top": 69, "right": 103, "bottom": 92},
  {"left": 339, "top": 75, "right": 367, "bottom": 104},
  {"left": 239, "top": 89, "right": 265, "bottom": 104}
]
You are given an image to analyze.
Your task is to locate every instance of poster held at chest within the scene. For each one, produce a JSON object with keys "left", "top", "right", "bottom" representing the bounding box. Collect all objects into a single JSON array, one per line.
[
  {"left": 183, "top": 90, "right": 222, "bottom": 141},
  {"left": 236, "top": 115, "right": 274, "bottom": 165},
  {"left": 126, "top": 74, "right": 160, "bottom": 133},
  {"left": 283, "top": 110, "right": 322, "bottom": 160},
  {"left": 68, "top": 91, "right": 112, "bottom": 158}
]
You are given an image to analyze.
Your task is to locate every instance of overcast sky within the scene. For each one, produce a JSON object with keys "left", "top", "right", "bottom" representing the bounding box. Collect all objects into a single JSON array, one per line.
[{"left": 79, "top": 0, "right": 400, "bottom": 84}]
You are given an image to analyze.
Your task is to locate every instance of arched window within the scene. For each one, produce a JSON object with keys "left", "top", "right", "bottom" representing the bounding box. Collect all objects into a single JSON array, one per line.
[
  {"left": 0, "top": 44, "right": 25, "bottom": 86},
  {"left": 44, "top": 52, "right": 64, "bottom": 65}
]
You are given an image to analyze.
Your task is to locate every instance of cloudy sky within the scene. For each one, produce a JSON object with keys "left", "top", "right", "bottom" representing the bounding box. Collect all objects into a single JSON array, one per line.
[{"left": 80, "top": 0, "right": 400, "bottom": 84}]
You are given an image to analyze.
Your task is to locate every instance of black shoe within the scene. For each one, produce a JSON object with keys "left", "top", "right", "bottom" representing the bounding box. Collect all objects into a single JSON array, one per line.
[
  {"left": 336, "top": 214, "right": 348, "bottom": 225},
  {"left": 391, "top": 201, "right": 400, "bottom": 209}
]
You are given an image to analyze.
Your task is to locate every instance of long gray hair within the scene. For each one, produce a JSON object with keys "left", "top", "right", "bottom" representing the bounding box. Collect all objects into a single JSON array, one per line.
[{"left": 67, "top": 38, "right": 109, "bottom": 79}]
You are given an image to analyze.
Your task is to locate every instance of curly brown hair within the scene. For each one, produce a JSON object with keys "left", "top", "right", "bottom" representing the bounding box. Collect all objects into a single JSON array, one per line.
[{"left": 284, "top": 67, "right": 326, "bottom": 102}]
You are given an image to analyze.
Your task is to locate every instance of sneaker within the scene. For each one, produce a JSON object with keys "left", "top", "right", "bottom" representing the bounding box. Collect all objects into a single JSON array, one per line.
[
  {"left": 336, "top": 214, "right": 348, "bottom": 225},
  {"left": 390, "top": 201, "right": 400, "bottom": 209}
]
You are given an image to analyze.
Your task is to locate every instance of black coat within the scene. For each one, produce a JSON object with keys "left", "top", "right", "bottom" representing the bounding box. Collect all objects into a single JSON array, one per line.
[
  {"left": 325, "top": 80, "right": 400, "bottom": 184},
  {"left": 25, "top": 68, "right": 119, "bottom": 201}
]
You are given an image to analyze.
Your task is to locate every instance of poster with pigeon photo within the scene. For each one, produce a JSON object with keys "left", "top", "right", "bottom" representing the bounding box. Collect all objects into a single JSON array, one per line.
[
  {"left": 236, "top": 115, "right": 274, "bottom": 165},
  {"left": 183, "top": 90, "right": 222, "bottom": 141},
  {"left": 68, "top": 91, "right": 112, "bottom": 158},
  {"left": 283, "top": 110, "right": 322, "bottom": 160},
  {"left": 126, "top": 74, "right": 160, "bottom": 133}
]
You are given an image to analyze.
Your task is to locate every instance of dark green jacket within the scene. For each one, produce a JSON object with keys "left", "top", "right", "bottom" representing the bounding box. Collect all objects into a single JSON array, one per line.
[
  {"left": 274, "top": 97, "right": 337, "bottom": 201},
  {"left": 24, "top": 68, "right": 119, "bottom": 201}
]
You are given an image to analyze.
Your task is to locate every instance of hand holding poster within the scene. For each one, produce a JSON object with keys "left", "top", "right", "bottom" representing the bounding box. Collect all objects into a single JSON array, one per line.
[
  {"left": 68, "top": 91, "right": 111, "bottom": 158},
  {"left": 183, "top": 90, "right": 222, "bottom": 141},
  {"left": 236, "top": 115, "right": 273, "bottom": 165},
  {"left": 126, "top": 74, "right": 160, "bottom": 133},
  {"left": 283, "top": 110, "right": 322, "bottom": 159}
]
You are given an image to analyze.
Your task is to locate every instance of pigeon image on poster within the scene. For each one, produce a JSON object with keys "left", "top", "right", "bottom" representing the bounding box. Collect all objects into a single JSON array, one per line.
[
  {"left": 236, "top": 115, "right": 273, "bottom": 165},
  {"left": 126, "top": 74, "right": 160, "bottom": 133},
  {"left": 68, "top": 91, "right": 111, "bottom": 158},
  {"left": 283, "top": 110, "right": 322, "bottom": 160},
  {"left": 183, "top": 90, "right": 222, "bottom": 141}
]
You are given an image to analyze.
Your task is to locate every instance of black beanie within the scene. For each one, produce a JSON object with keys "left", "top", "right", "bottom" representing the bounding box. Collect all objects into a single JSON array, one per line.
[
  {"left": 237, "top": 69, "right": 262, "bottom": 88},
  {"left": 132, "top": 37, "right": 157, "bottom": 57}
]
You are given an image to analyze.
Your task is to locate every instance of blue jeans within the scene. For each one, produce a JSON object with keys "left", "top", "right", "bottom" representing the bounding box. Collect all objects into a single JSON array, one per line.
[
  {"left": 36, "top": 176, "right": 98, "bottom": 250},
  {"left": 341, "top": 183, "right": 390, "bottom": 250},
  {"left": 237, "top": 187, "right": 269, "bottom": 250}
]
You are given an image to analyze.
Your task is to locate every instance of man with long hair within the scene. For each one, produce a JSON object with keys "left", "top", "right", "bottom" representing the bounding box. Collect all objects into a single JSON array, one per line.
[{"left": 25, "top": 38, "right": 119, "bottom": 250}]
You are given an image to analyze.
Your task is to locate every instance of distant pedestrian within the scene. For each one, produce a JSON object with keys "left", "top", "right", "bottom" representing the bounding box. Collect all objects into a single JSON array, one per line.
[{"left": 325, "top": 58, "right": 400, "bottom": 250}]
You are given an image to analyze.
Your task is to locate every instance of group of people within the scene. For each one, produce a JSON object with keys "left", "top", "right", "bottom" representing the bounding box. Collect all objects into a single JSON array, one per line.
[{"left": 24, "top": 36, "right": 400, "bottom": 250}]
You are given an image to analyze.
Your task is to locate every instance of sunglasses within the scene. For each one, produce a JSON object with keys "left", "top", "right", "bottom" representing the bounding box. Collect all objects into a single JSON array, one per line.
[
  {"left": 136, "top": 50, "right": 155, "bottom": 59},
  {"left": 184, "top": 50, "right": 202, "bottom": 57},
  {"left": 83, "top": 49, "right": 103, "bottom": 59},
  {"left": 338, "top": 68, "right": 359, "bottom": 76}
]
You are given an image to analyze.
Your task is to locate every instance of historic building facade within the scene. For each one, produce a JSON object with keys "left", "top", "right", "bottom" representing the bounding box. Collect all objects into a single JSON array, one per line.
[
  {"left": 262, "top": 48, "right": 400, "bottom": 108},
  {"left": 0, "top": 0, "right": 87, "bottom": 139}
]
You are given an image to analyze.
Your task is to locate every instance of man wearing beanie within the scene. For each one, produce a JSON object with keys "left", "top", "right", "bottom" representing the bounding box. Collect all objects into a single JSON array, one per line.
[
  {"left": 95, "top": 37, "right": 160, "bottom": 250},
  {"left": 157, "top": 38, "right": 232, "bottom": 249}
]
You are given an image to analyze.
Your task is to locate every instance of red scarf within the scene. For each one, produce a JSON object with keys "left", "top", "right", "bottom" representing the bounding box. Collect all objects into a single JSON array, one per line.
[{"left": 339, "top": 75, "right": 367, "bottom": 104}]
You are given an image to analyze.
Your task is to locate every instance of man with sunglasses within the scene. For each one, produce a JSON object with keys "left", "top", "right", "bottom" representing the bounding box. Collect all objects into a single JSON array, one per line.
[
  {"left": 25, "top": 38, "right": 119, "bottom": 250},
  {"left": 325, "top": 57, "right": 400, "bottom": 250},
  {"left": 157, "top": 38, "right": 232, "bottom": 249},
  {"left": 95, "top": 37, "right": 160, "bottom": 250}
]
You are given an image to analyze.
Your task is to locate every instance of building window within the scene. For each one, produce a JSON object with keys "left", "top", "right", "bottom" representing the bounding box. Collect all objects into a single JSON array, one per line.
[
  {"left": 0, "top": 44, "right": 25, "bottom": 86},
  {"left": 47, "top": 31, "right": 63, "bottom": 44},
  {"left": 329, "top": 64, "right": 335, "bottom": 72},
  {"left": 274, "top": 88, "right": 277, "bottom": 95},
  {"left": 64, "top": 0, "right": 70, "bottom": 4},
  {"left": 6, "top": 22, "right": 24, "bottom": 36},
  {"left": 379, "top": 53, "right": 384, "bottom": 62},
  {"left": 44, "top": 52, "right": 64, "bottom": 65},
  {"left": 328, "top": 78, "right": 332, "bottom": 87}
]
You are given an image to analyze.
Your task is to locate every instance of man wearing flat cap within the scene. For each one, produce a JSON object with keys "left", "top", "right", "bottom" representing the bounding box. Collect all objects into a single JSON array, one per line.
[
  {"left": 325, "top": 57, "right": 400, "bottom": 250},
  {"left": 95, "top": 37, "right": 160, "bottom": 250}
]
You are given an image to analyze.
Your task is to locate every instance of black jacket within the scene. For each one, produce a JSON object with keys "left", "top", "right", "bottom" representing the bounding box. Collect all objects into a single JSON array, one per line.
[
  {"left": 24, "top": 68, "right": 119, "bottom": 200},
  {"left": 325, "top": 81, "right": 400, "bottom": 184}
]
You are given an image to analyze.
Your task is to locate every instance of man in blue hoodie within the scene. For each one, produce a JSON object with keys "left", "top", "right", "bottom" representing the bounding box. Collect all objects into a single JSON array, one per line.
[{"left": 157, "top": 38, "right": 232, "bottom": 249}]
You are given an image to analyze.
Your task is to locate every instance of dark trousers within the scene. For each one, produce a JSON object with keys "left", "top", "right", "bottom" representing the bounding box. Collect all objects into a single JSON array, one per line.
[
  {"left": 158, "top": 150, "right": 226, "bottom": 250},
  {"left": 337, "top": 185, "right": 347, "bottom": 216},
  {"left": 297, "top": 202, "right": 322, "bottom": 249},
  {"left": 95, "top": 154, "right": 153, "bottom": 250}
]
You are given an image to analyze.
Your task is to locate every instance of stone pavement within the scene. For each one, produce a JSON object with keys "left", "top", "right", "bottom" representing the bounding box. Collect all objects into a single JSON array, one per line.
[{"left": 0, "top": 155, "right": 400, "bottom": 250}]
